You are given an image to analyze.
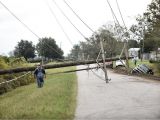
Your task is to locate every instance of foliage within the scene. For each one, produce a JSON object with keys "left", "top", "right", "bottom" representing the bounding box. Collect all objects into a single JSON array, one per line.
[
  {"left": 36, "top": 37, "right": 64, "bottom": 59},
  {"left": 143, "top": 0, "right": 160, "bottom": 52},
  {"left": 14, "top": 40, "right": 36, "bottom": 60},
  {"left": 67, "top": 44, "right": 81, "bottom": 60},
  {"left": 0, "top": 56, "right": 35, "bottom": 95},
  {"left": 0, "top": 58, "right": 9, "bottom": 69},
  {"left": 68, "top": 24, "right": 124, "bottom": 60},
  {"left": 128, "top": 40, "right": 139, "bottom": 48}
]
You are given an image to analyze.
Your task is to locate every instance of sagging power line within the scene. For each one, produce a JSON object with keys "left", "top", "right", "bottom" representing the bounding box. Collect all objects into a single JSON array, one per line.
[
  {"left": 51, "top": 0, "right": 87, "bottom": 40},
  {"left": 45, "top": 0, "right": 74, "bottom": 46},
  {"left": 0, "top": 0, "right": 40, "bottom": 39},
  {"left": 62, "top": 0, "right": 95, "bottom": 33},
  {"left": 0, "top": 0, "right": 64, "bottom": 57}
]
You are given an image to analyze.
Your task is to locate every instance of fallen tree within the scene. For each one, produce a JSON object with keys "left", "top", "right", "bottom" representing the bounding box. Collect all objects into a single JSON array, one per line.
[{"left": 0, "top": 57, "right": 132, "bottom": 75}]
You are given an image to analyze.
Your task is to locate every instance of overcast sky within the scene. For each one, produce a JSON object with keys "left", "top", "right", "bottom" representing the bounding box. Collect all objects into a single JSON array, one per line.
[{"left": 0, "top": 0, "right": 151, "bottom": 56}]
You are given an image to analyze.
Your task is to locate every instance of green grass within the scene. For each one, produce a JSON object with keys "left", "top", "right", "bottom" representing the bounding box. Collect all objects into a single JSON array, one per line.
[
  {"left": 129, "top": 59, "right": 152, "bottom": 69},
  {"left": 129, "top": 59, "right": 160, "bottom": 76},
  {"left": 0, "top": 67, "right": 77, "bottom": 119}
]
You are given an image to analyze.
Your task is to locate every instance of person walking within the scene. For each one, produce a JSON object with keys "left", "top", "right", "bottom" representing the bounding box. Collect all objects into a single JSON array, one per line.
[{"left": 34, "top": 64, "right": 46, "bottom": 88}]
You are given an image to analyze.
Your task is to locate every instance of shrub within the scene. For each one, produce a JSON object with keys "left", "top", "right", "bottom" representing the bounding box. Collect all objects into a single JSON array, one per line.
[{"left": 0, "top": 56, "right": 35, "bottom": 95}]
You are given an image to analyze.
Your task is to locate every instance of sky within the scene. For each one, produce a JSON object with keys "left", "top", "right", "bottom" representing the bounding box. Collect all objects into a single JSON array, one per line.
[{"left": 0, "top": 0, "right": 152, "bottom": 56}]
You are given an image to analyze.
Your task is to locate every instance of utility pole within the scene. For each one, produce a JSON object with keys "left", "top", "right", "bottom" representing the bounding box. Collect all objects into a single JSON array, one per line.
[
  {"left": 124, "top": 40, "right": 129, "bottom": 73},
  {"left": 100, "top": 39, "right": 109, "bottom": 83}
]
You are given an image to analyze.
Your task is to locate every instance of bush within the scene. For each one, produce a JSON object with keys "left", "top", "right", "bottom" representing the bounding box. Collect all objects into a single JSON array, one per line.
[
  {"left": 0, "top": 56, "right": 35, "bottom": 95},
  {"left": 149, "top": 59, "right": 160, "bottom": 63},
  {"left": 0, "top": 73, "right": 34, "bottom": 95}
]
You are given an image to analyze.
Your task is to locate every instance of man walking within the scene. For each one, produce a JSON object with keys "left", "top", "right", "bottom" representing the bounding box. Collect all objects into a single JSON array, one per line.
[{"left": 34, "top": 64, "right": 46, "bottom": 88}]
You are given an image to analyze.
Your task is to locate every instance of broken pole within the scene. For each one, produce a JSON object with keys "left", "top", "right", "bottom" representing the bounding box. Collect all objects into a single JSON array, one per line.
[
  {"left": 100, "top": 39, "right": 109, "bottom": 83},
  {"left": 0, "top": 57, "right": 133, "bottom": 75}
]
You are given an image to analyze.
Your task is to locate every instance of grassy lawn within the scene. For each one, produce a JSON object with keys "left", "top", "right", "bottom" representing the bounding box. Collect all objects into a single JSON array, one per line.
[
  {"left": 129, "top": 59, "right": 152, "bottom": 68},
  {"left": 0, "top": 66, "right": 77, "bottom": 119}
]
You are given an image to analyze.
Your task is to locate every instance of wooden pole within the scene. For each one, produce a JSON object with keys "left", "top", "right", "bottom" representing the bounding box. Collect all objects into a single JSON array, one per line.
[
  {"left": 100, "top": 39, "right": 109, "bottom": 83},
  {"left": 0, "top": 57, "right": 132, "bottom": 75},
  {"left": 124, "top": 40, "right": 130, "bottom": 73}
]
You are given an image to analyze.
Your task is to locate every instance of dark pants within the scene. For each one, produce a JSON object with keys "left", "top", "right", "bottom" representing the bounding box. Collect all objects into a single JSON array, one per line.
[{"left": 36, "top": 77, "right": 44, "bottom": 88}]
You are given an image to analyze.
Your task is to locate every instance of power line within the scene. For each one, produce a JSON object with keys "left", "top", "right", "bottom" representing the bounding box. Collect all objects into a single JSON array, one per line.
[
  {"left": 62, "top": 0, "right": 94, "bottom": 33},
  {"left": 0, "top": 0, "right": 40, "bottom": 39},
  {"left": 0, "top": 72, "right": 30, "bottom": 85},
  {"left": 106, "top": 0, "right": 121, "bottom": 26},
  {"left": 115, "top": 0, "right": 127, "bottom": 29},
  {"left": 51, "top": 0, "right": 87, "bottom": 40},
  {"left": 39, "top": 39, "right": 63, "bottom": 57},
  {"left": 45, "top": 0, "right": 74, "bottom": 46},
  {"left": 0, "top": 0, "right": 65, "bottom": 57}
]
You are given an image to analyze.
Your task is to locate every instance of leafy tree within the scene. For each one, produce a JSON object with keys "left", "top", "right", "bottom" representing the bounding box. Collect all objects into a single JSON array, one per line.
[
  {"left": 14, "top": 40, "right": 35, "bottom": 60},
  {"left": 36, "top": 37, "right": 63, "bottom": 59},
  {"left": 67, "top": 44, "right": 81, "bottom": 60},
  {"left": 143, "top": 0, "right": 160, "bottom": 53},
  {"left": 68, "top": 24, "right": 123, "bottom": 60},
  {"left": 128, "top": 40, "right": 139, "bottom": 48}
]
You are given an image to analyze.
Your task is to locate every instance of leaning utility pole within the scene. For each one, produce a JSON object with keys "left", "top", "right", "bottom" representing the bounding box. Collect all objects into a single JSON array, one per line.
[
  {"left": 124, "top": 40, "right": 129, "bottom": 73},
  {"left": 100, "top": 39, "right": 109, "bottom": 83}
]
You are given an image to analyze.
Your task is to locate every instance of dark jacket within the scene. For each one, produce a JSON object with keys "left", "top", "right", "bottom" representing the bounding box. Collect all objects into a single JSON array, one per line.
[{"left": 34, "top": 68, "right": 45, "bottom": 76}]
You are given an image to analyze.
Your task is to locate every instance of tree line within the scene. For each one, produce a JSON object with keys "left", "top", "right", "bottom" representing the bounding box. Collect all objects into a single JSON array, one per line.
[
  {"left": 11, "top": 0, "right": 160, "bottom": 61},
  {"left": 13, "top": 37, "right": 64, "bottom": 61},
  {"left": 68, "top": 0, "right": 160, "bottom": 60},
  {"left": 130, "top": 0, "right": 160, "bottom": 55}
]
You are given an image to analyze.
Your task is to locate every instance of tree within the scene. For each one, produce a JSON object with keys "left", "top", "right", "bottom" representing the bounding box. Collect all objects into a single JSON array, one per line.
[
  {"left": 143, "top": 0, "right": 160, "bottom": 53},
  {"left": 36, "top": 37, "right": 63, "bottom": 59},
  {"left": 128, "top": 40, "right": 139, "bottom": 48},
  {"left": 68, "top": 24, "right": 123, "bottom": 60},
  {"left": 67, "top": 44, "right": 81, "bottom": 60},
  {"left": 14, "top": 40, "right": 35, "bottom": 60}
]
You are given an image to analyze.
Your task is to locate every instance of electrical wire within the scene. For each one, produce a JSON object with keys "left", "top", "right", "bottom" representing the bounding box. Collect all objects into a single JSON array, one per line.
[
  {"left": 0, "top": 0, "right": 65, "bottom": 58},
  {"left": 45, "top": 0, "right": 74, "bottom": 46},
  {"left": 0, "top": 72, "right": 30, "bottom": 85},
  {"left": 90, "top": 69, "right": 105, "bottom": 81},
  {"left": 62, "top": 0, "right": 94, "bottom": 33},
  {"left": 38, "top": 39, "right": 63, "bottom": 57},
  {"left": 115, "top": 0, "right": 127, "bottom": 29},
  {"left": 106, "top": 0, "right": 121, "bottom": 26},
  {"left": 51, "top": 0, "right": 87, "bottom": 40},
  {"left": 0, "top": 0, "right": 40, "bottom": 39}
]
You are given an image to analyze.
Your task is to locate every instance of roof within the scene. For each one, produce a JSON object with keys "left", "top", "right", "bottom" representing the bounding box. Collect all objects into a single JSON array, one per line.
[{"left": 128, "top": 48, "right": 140, "bottom": 51}]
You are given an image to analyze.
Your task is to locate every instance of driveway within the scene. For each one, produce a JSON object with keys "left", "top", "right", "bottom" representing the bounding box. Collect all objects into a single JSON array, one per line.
[{"left": 75, "top": 65, "right": 160, "bottom": 120}]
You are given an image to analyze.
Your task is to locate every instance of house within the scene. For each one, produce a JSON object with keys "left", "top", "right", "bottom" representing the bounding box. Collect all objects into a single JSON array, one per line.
[
  {"left": 150, "top": 48, "right": 160, "bottom": 61},
  {"left": 128, "top": 48, "right": 140, "bottom": 59}
]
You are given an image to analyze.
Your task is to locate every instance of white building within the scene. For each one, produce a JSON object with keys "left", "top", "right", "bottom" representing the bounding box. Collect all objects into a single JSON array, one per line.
[{"left": 128, "top": 48, "right": 140, "bottom": 59}]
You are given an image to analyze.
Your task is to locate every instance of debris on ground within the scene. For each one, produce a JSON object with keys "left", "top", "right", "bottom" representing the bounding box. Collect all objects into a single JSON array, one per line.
[{"left": 132, "top": 64, "right": 154, "bottom": 75}]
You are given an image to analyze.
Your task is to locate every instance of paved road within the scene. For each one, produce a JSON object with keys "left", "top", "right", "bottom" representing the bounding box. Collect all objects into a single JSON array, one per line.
[{"left": 75, "top": 65, "right": 160, "bottom": 120}]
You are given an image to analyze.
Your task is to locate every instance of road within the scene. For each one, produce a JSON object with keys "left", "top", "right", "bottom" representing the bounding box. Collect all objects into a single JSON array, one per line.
[{"left": 75, "top": 65, "right": 160, "bottom": 120}]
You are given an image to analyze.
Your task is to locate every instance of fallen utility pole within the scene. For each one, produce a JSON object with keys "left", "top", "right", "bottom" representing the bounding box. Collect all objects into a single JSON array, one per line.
[
  {"left": 47, "top": 66, "right": 99, "bottom": 75},
  {"left": 0, "top": 57, "right": 132, "bottom": 75}
]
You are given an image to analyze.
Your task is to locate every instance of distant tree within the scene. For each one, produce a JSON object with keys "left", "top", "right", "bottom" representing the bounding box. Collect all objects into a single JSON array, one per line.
[
  {"left": 143, "top": 0, "right": 160, "bottom": 54},
  {"left": 68, "top": 24, "right": 123, "bottom": 60},
  {"left": 67, "top": 44, "right": 81, "bottom": 60},
  {"left": 128, "top": 40, "right": 139, "bottom": 48},
  {"left": 14, "top": 40, "right": 35, "bottom": 60},
  {"left": 36, "top": 37, "right": 63, "bottom": 59}
]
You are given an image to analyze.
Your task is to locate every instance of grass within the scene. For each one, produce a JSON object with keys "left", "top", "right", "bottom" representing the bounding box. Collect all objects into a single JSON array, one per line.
[
  {"left": 129, "top": 59, "right": 152, "bottom": 69},
  {"left": 0, "top": 66, "right": 77, "bottom": 119}
]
